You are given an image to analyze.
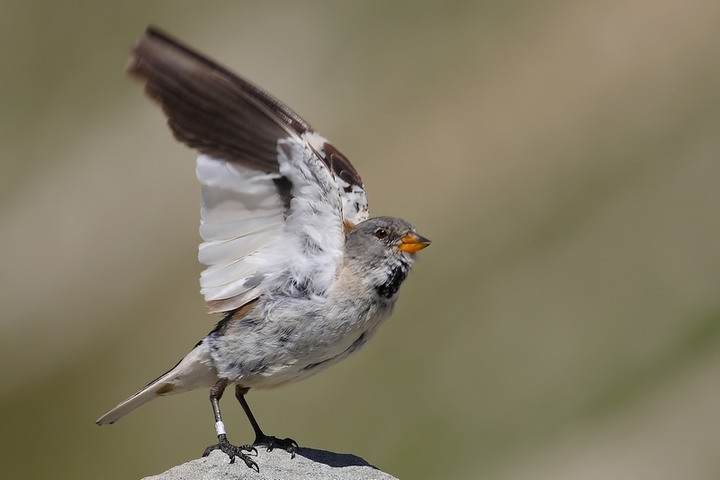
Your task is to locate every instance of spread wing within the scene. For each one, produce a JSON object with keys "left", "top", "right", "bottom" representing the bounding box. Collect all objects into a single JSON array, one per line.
[{"left": 129, "top": 27, "right": 369, "bottom": 313}]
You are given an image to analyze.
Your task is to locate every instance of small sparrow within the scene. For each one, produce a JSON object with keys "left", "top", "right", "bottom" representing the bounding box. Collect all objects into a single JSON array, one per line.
[{"left": 96, "top": 27, "right": 430, "bottom": 470}]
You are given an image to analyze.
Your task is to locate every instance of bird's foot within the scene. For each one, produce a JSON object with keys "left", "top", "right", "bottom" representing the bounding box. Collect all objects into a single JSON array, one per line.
[
  {"left": 254, "top": 434, "right": 298, "bottom": 458},
  {"left": 203, "top": 434, "right": 259, "bottom": 471}
]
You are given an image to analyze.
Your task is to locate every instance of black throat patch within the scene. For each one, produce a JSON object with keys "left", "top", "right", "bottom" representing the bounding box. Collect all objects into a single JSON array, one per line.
[{"left": 375, "top": 262, "right": 409, "bottom": 299}]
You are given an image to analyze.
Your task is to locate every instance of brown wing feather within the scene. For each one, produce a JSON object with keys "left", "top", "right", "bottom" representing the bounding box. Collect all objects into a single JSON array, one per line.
[
  {"left": 128, "top": 26, "right": 367, "bottom": 200},
  {"left": 127, "top": 27, "right": 311, "bottom": 171},
  {"left": 322, "top": 142, "right": 363, "bottom": 193}
]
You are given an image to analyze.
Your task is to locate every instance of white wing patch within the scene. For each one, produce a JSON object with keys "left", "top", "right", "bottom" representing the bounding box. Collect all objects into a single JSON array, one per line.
[
  {"left": 303, "top": 131, "right": 369, "bottom": 227},
  {"left": 339, "top": 178, "right": 369, "bottom": 227},
  {"left": 197, "top": 133, "right": 353, "bottom": 313},
  {"left": 197, "top": 155, "right": 286, "bottom": 311},
  {"left": 274, "top": 136, "right": 346, "bottom": 297}
]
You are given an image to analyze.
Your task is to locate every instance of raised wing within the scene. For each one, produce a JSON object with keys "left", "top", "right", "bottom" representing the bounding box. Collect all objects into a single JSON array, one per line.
[{"left": 129, "top": 27, "right": 369, "bottom": 312}]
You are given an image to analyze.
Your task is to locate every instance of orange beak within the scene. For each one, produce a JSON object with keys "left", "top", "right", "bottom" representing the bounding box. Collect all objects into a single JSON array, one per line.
[{"left": 398, "top": 233, "right": 431, "bottom": 253}]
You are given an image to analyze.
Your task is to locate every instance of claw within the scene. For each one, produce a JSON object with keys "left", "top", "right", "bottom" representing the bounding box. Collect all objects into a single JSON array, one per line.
[
  {"left": 202, "top": 435, "right": 257, "bottom": 469},
  {"left": 242, "top": 456, "right": 259, "bottom": 473},
  {"left": 254, "top": 434, "right": 298, "bottom": 457}
]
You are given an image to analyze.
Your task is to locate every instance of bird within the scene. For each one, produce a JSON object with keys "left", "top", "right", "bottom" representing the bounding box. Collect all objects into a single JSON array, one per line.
[{"left": 96, "top": 27, "right": 430, "bottom": 470}]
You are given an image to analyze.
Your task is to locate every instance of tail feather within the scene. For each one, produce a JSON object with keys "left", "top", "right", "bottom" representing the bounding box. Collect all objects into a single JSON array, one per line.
[{"left": 96, "top": 342, "right": 217, "bottom": 425}]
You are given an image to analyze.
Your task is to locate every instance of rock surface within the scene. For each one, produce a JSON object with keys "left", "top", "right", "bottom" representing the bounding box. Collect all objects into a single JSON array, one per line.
[{"left": 143, "top": 448, "right": 399, "bottom": 480}]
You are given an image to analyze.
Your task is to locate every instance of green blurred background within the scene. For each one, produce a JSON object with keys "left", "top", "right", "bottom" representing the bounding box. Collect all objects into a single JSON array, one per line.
[{"left": 2, "top": 1, "right": 720, "bottom": 479}]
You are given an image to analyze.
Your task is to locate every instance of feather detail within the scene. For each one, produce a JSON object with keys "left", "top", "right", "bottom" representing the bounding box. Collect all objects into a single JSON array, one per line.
[{"left": 128, "top": 27, "right": 371, "bottom": 313}]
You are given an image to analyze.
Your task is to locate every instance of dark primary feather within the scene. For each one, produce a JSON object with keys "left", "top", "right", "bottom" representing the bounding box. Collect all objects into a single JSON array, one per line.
[
  {"left": 127, "top": 27, "right": 363, "bottom": 191},
  {"left": 323, "top": 142, "right": 363, "bottom": 195},
  {"left": 128, "top": 27, "right": 306, "bottom": 172}
]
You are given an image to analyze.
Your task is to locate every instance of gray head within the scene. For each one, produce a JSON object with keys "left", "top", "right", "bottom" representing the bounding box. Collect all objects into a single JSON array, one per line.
[{"left": 345, "top": 216, "right": 430, "bottom": 299}]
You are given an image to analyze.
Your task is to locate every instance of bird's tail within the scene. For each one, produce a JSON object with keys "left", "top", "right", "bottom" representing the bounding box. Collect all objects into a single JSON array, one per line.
[{"left": 96, "top": 342, "right": 217, "bottom": 425}]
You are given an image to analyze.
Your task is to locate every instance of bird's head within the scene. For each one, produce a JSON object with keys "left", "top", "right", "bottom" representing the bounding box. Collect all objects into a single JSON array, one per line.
[{"left": 345, "top": 216, "right": 430, "bottom": 299}]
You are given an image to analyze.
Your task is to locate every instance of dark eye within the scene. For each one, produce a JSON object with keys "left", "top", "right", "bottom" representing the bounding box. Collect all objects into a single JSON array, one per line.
[{"left": 374, "top": 228, "right": 388, "bottom": 239}]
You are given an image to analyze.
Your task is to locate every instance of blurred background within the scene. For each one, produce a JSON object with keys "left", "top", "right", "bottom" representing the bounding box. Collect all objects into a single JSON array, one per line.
[{"left": 2, "top": 1, "right": 720, "bottom": 479}]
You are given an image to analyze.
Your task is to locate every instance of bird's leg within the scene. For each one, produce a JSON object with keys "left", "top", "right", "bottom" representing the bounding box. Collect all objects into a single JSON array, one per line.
[
  {"left": 202, "top": 379, "right": 258, "bottom": 471},
  {"left": 235, "top": 385, "right": 298, "bottom": 457}
]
